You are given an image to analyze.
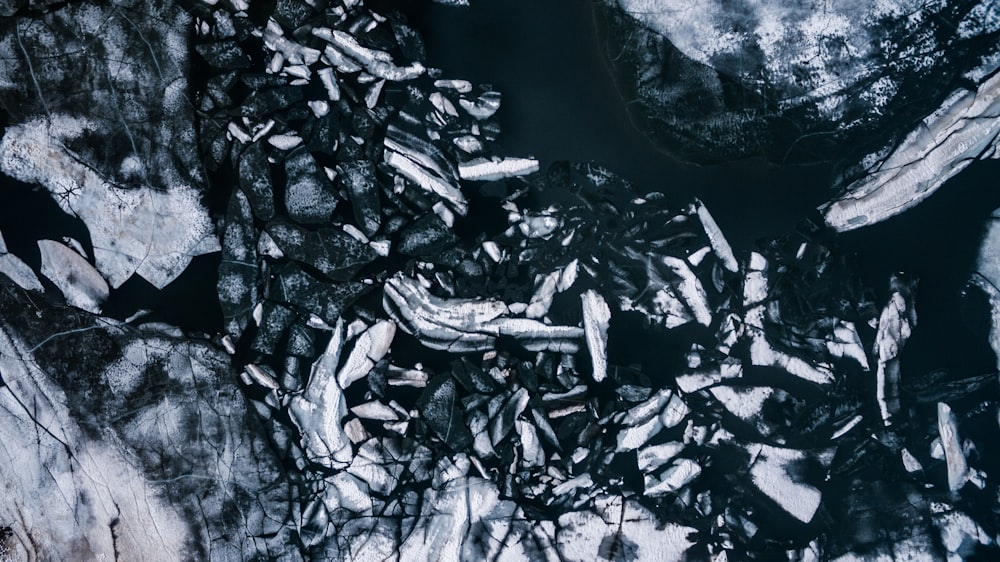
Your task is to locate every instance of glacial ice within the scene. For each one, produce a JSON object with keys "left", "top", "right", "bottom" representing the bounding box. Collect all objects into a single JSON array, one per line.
[
  {"left": 288, "top": 319, "right": 355, "bottom": 468},
  {"left": 0, "top": 233, "right": 42, "bottom": 291},
  {"left": 383, "top": 273, "right": 584, "bottom": 353},
  {"left": 37, "top": 239, "right": 109, "bottom": 314},
  {"left": 9, "top": 0, "right": 986, "bottom": 558},
  {"left": 824, "top": 64, "right": 1000, "bottom": 231},
  {"left": 581, "top": 290, "right": 611, "bottom": 382},
  {"left": 0, "top": 116, "right": 220, "bottom": 289},
  {"left": 748, "top": 444, "right": 824, "bottom": 523},
  {"left": 873, "top": 277, "right": 916, "bottom": 425}
]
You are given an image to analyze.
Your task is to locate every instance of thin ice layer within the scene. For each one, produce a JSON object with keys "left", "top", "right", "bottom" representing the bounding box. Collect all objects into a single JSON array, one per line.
[{"left": 0, "top": 116, "right": 219, "bottom": 289}]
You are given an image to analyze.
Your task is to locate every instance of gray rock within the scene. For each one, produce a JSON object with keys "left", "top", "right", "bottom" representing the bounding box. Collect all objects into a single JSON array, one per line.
[
  {"left": 284, "top": 148, "right": 339, "bottom": 225},
  {"left": 238, "top": 141, "right": 277, "bottom": 221},
  {"left": 265, "top": 221, "right": 377, "bottom": 281},
  {"left": 270, "top": 262, "right": 368, "bottom": 324}
]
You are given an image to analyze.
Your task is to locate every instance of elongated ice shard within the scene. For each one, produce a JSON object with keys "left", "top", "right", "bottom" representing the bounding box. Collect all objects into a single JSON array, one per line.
[
  {"left": 313, "top": 28, "right": 425, "bottom": 81},
  {"left": 336, "top": 320, "right": 395, "bottom": 388},
  {"left": 288, "top": 319, "right": 354, "bottom": 468},
  {"left": 873, "top": 275, "right": 915, "bottom": 425},
  {"left": 826, "top": 321, "right": 870, "bottom": 370},
  {"left": 384, "top": 149, "right": 468, "bottom": 215},
  {"left": 937, "top": 402, "right": 969, "bottom": 492},
  {"left": 0, "top": 233, "right": 42, "bottom": 291},
  {"left": 823, "top": 64, "right": 1000, "bottom": 231},
  {"left": 659, "top": 256, "right": 712, "bottom": 326},
  {"left": 692, "top": 198, "right": 738, "bottom": 272},
  {"left": 581, "top": 290, "right": 611, "bottom": 382},
  {"left": 458, "top": 157, "right": 540, "bottom": 181},
  {"left": 37, "top": 239, "right": 109, "bottom": 314},
  {"left": 383, "top": 274, "right": 583, "bottom": 353},
  {"left": 526, "top": 270, "right": 561, "bottom": 319}
]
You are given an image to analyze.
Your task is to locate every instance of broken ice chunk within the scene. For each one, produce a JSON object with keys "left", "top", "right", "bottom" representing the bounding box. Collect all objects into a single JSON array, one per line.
[
  {"left": 336, "top": 320, "right": 395, "bottom": 388},
  {"left": 830, "top": 415, "right": 863, "bottom": 439},
  {"left": 453, "top": 135, "right": 484, "bottom": 154},
  {"left": 747, "top": 444, "right": 823, "bottom": 523},
  {"left": 744, "top": 253, "right": 834, "bottom": 385},
  {"left": 692, "top": 198, "right": 738, "bottom": 272},
  {"left": 219, "top": 189, "right": 259, "bottom": 339},
  {"left": 0, "top": 233, "right": 42, "bottom": 291},
  {"left": 351, "top": 400, "right": 400, "bottom": 421},
  {"left": 458, "top": 157, "right": 540, "bottom": 181},
  {"left": 434, "top": 79, "right": 472, "bottom": 93},
  {"left": 581, "top": 291, "right": 611, "bottom": 382},
  {"left": 826, "top": 321, "right": 870, "bottom": 370},
  {"left": 317, "top": 67, "right": 341, "bottom": 101},
  {"left": 268, "top": 133, "right": 303, "bottom": 150},
  {"left": 313, "top": 28, "right": 424, "bottom": 81},
  {"left": 937, "top": 402, "right": 970, "bottom": 492},
  {"left": 645, "top": 458, "right": 701, "bottom": 496},
  {"left": 710, "top": 386, "right": 773, "bottom": 423},
  {"left": 901, "top": 448, "right": 924, "bottom": 473},
  {"left": 418, "top": 376, "right": 473, "bottom": 450},
  {"left": 676, "top": 368, "right": 732, "bottom": 394},
  {"left": 458, "top": 91, "right": 501, "bottom": 120},
  {"left": 308, "top": 100, "right": 329, "bottom": 117},
  {"left": 289, "top": 319, "right": 354, "bottom": 468},
  {"left": 270, "top": 263, "right": 368, "bottom": 325},
  {"left": 659, "top": 256, "right": 712, "bottom": 326},
  {"left": 526, "top": 270, "right": 561, "bottom": 319},
  {"left": 516, "top": 419, "right": 546, "bottom": 468},
  {"left": 237, "top": 142, "right": 275, "bottom": 220},
  {"left": 386, "top": 365, "right": 429, "bottom": 387},
  {"left": 384, "top": 149, "right": 468, "bottom": 215},
  {"left": 257, "top": 231, "right": 284, "bottom": 259},
  {"left": 37, "top": 239, "right": 109, "bottom": 314},
  {"left": 398, "top": 214, "right": 457, "bottom": 257},
  {"left": 517, "top": 211, "right": 561, "bottom": 239},
  {"left": 266, "top": 222, "right": 376, "bottom": 280},
  {"left": 660, "top": 393, "right": 690, "bottom": 428},
  {"left": 637, "top": 442, "right": 685, "bottom": 473},
  {"left": 339, "top": 161, "right": 382, "bottom": 237},
  {"left": 874, "top": 276, "right": 915, "bottom": 425},
  {"left": 245, "top": 363, "right": 280, "bottom": 390},
  {"left": 617, "top": 389, "right": 684, "bottom": 451},
  {"left": 429, "top": 92, "right": 460, "bottom": 117},
  {"left": 383, "top": 274, "right": 583, "bottom": 353}
]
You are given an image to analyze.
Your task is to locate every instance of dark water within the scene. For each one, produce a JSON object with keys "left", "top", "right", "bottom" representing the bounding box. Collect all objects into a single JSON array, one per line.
[
  {"left": 400, "top": 0, "right": 835, "bottom": 247},
  {"left": 0, "top": 178, "right": 223, "bottom": 335},
  {"left": 1, "top": 0, "right": 998, "bottom": 376},
  {"left": 397, "top": 0, "right": 1000, "bottom": 379}
]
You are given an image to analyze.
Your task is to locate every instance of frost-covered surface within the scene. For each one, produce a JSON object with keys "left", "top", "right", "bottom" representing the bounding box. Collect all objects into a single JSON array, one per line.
[
  {"left": 823, "top": 62, "right": 1000, "bottom": 231},
  {"left": 596, "top": 0, "right": 1000, "bottom": 164},
  {"left": 1, "top": 116, "right": 219, "bottom": 288},
  {"left": 0, "top": 280, "right": 297, "bottom": 560},
  {"left": 0, "top": 1, "right": 219, "bottom": 289},
  {"left": 2, "top": 0, "right": 1000, "bottom": 559}
]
